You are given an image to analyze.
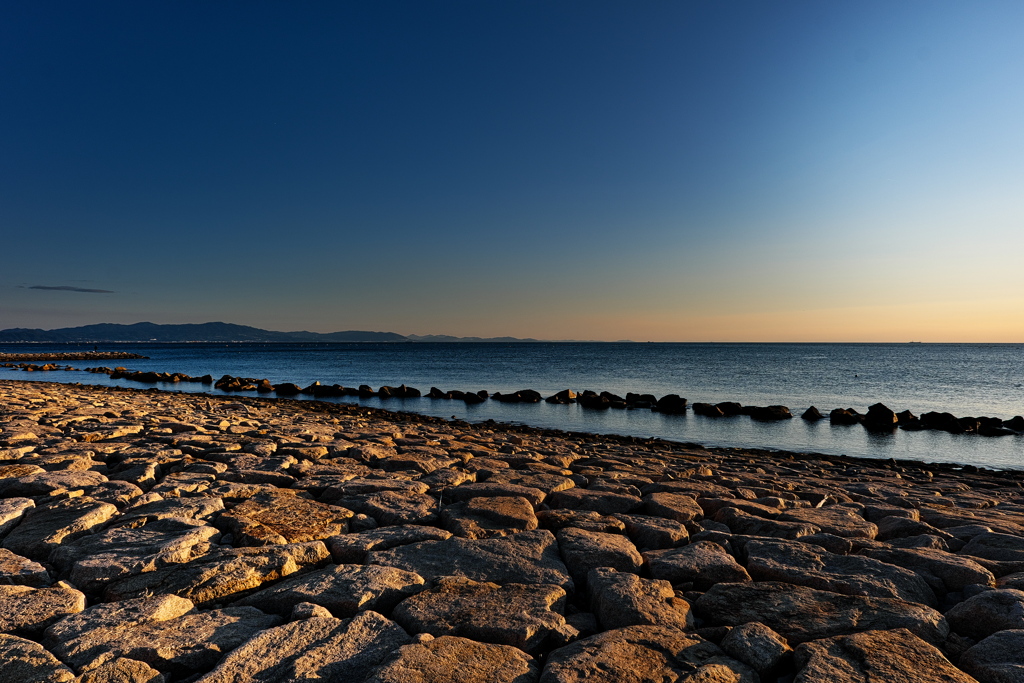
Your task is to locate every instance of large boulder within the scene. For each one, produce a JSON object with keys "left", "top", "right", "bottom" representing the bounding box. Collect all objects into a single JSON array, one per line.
[
  {"left": 0, "top": 583, "right": 86, "bottom": 636},
  {"left": 218, "top": 492, "right": 352, "bottom": 546},
  {"left": 0, "top": 634, "right": 75, "bottom": 682},
  {"left": 2, "top": 497, "right": 118, "bottom": 562},
  {"left": 556, "top": 528, "right": 642, "bottom": 589},
  {"left": 587, "top": 568, "right": 691, "bottom": 630}
]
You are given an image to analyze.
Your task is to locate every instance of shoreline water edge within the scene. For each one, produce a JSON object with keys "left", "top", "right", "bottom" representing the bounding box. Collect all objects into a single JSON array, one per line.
[{"left": 2, "top": 377, "right": 1023, "bottom": 681}]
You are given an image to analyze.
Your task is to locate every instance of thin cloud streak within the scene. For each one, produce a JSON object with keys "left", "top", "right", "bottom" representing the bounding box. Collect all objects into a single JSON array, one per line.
[{"left": 25, "top": 285, "right": 115, "bottom": 294}]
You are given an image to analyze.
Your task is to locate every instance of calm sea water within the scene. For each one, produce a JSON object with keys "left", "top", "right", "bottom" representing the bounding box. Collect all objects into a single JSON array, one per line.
[{"left": 4, "top": 342, "right": 1023, "bottom": 471}]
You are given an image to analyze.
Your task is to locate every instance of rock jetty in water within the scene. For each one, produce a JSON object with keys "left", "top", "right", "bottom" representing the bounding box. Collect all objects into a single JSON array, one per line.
[{"left": 1, "top": 378, "right": 1022, "bottom": 681}]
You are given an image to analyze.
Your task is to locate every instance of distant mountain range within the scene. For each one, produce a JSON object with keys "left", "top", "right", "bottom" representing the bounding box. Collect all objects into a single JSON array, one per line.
[{"left": 0, "top": 322, "right": 559, "bottom": 343}]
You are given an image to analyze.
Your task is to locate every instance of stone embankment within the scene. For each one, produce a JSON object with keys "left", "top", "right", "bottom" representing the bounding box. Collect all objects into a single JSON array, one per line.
[{"left": 2, "top": 379, "right": 1023, "bottom": 681}]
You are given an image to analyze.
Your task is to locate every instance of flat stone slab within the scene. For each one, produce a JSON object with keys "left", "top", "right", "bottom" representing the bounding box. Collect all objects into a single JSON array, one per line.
[
  {"left": 615, "top": 514, "right": 687, "bottom": 550},
  {"left": 0, "top": 547, "right": 50, "bottom": 586},
  {"left": 52, "top": 604, "right": 279, "bottom": 674},
  {"left": 50, "top": 517, "right": 220, "bottom": 593},
  {"left": 328, "top": 525, "right": 452, "bottom": 564},
  {"left": 219, "top": 492, "right": 353, "bottom": 546},
  {"left": 194, "top": 611, "right": 409, "bottom": 683},
  {"left": 0, "top": 633, "right": 75, "bottom": 682},
  {"left": 441, "top": 496, "right": 538, "bottom": 539},
  {"left": 336, "top": 491, "right": 439, "bottom": 526},
  {"left": 556, "top": 527, "right": 642, "bottom": 588},
  {"left": 114, "top": 496, "right": 225, "bottom": 526},
  {"left": 548, "top": 489, "right": 643, "bottom": 515},
  {"left": 794, "top": 628, "right": 977, "bottom": 683},
  {"left": 644, "top": 540, "right": 751, "bottom": 589},
  {"left": 103, "top": 541, "right": 330, "bottom": 606},
  {"left": 0, "top": 583, "right": 85, "bottom": 636},
  {"left": 393, "top": 577, "right": 568, "bottom": 654},
  {"left": 2, "top": 496, "right": 119, "bottom": 561},
  {"left": 745, "top": 539, "right": 937, "bottom": 605},
  {"left": 694, "top": 582, "right": 949, "bottom": 645},
  {"left": 367, "top": 635, "right": 540, "bottom": 683},
  {"left": 0, "top": 471, "right": 108, "bottom": 498},
  {"left": 76, "top": 657, "right": 165, "bottom": 683},
  {"left": 857, "top": 546, "right": 995, "bottom": 593},
  {"left": 369, "top": 529, "right": 573, "bottom": 591},
  {"left": 539, "top": 625, "right": 755, "bottom": 683},
  {"left": 715, "top": 507, "right": 820, "bottom": 539},
  {"left": 776, "top": 506, "right": 878, "bottom": 539},
  {"left": 0, "top": 497, "right": 35, "bottom": 538},
  {"left": 641, "top": 492, "right": 703, "bottom": 522},
  {"left": 235, "top": 563, "right": 424, "bottom": 617},
  {"left": 587, "top": 567, "right": 691, "bottom": 630}
]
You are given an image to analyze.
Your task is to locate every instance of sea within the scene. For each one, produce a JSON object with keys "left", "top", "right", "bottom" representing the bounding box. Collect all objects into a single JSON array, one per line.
[{"left": 3, "top": 342, "right": 1023, "bottom": 471}]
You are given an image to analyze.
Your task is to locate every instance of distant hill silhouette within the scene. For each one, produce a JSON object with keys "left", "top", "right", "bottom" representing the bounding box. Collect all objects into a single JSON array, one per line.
[{"left": 0, "top": 322, "right": 408, "bottom": 343}]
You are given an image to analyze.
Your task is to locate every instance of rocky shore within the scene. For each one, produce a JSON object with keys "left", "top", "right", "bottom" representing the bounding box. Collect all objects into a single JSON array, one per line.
[{"left": 2, "top": 379, "right": 1023, "bottom": 682}]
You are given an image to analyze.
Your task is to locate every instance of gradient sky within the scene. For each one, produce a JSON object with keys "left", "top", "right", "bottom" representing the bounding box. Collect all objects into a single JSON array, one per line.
[{"left": 2, "top": 1, "right": 1023, "bottom": 341}]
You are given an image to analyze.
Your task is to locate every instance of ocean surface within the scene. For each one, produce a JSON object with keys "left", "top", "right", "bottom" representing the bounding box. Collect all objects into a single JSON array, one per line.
[{"left": 4, "top": 342, "right": 1023, "bottom": 471}]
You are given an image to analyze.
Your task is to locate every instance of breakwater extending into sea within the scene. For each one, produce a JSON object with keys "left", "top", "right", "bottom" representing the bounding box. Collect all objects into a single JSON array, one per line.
[{"left": 2, "top": 342, "right": 1023, "bottom": 470}]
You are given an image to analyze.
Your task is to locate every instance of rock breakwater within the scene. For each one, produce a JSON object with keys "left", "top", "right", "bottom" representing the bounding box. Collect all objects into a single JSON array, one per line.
[{"left": 1, "top": 379, "right": 1022, "bottom": 681}]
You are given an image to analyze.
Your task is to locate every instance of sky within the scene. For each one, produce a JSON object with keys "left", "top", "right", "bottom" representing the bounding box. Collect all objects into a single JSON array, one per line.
[{"left": 2, "top": 1, "right": 1023, "bottom": 342}]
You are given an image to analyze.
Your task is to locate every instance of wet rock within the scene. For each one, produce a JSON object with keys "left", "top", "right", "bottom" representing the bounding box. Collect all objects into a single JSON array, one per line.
[
  {"left": 392, "top": 577, "right": 568, "bottom": 654},
  {"left": 2, "top": 497, "right": 119, "bottom": 562},
  {"left": 863, "top": 402, "right": 899, "bottom": 431},
  {"left": 945, "top": 588, "right": 1024, "bottom": 640},
  {"left": 218, "top": 492, "right": 352, "bottom": 546},
  {"left": 830, "top": 408, "right": 862, "bottom": 425},
  {"left": 715, "top": 506, "right": 820, "bottom": 539},
  {"left": 441, "top": 496, "right": 538, "bottom": 539},
  {"left": 235, "top": 563, "right": 424, "bottom": 617},
  {"left": 959, "top": 629, "right": 1024, "bottom": 683},
  {"left": 539, "top": 625, "right": 755, "bottom": 683},
  {"left": 793, "top": 628, "right": 976, "bottom": 683},
  {"left": 654, "top": 394, "right": 687, "bottom": 414},
  {"left": 801, "top": 406, "right": 824, "bottom": 421},
  {"left": 749, "top": 405, "right": 792, "bottom": 421},
  {"left": 103, "top": 541, "right": 330, "bottom": 605},
  {"left": 0, "top": 633, "right": 76, "bottom": 682},
  {"left": 194, "top": 611, "right": 408, "bottom": 682},
  {"left": 557, "top": 527, "right": 642, "bottom": 588},
  {"left": 691, "top": 402, "right": 724, "bottom": 417},
  {"left": 0, "top": 583, "right": 85, "bottom": 636},
  {"left": 366, "top": 635, "right": 540, "bottom": 683},
  {"left": 744, "top": 539, "right": 937, "bottom": 605},
  {"left": 644, "top": 540, "right": 751, "bottom": 589},
  {"left": 720, "top": 622, "right": 792, "bottom": 678},
  {"left": 327, "top": 525, "right": 452, "bottom": 564},
  {"left": 0, "top": 547, "right": 50, "bottom": 586},
  {"left": 587, "top": 567, "right": 691, "bottom": 630},
  {"left": 368, "top": 530, "right": 572, "bottom": 591},
  {"left": 546, "top": 389, "right": 577, "bottom": 404},
  {"left": 694, "top": 582, "right": 949, "bottom": 644}
]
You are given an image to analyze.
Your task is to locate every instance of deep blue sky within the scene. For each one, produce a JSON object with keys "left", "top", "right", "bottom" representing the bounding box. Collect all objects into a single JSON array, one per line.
[{"left": 3, "top": 1, "right": 1023, "bottom": 340}]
